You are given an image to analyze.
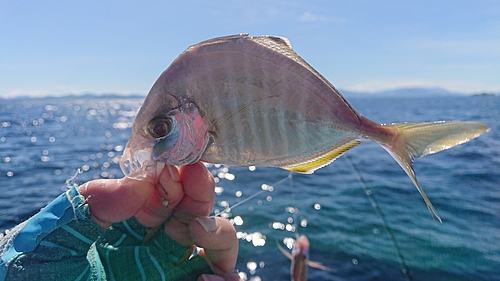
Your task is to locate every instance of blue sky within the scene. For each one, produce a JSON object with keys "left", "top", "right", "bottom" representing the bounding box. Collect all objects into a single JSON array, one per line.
[{"left": 1, "top": 0, "right": 499, "bottom": 98}]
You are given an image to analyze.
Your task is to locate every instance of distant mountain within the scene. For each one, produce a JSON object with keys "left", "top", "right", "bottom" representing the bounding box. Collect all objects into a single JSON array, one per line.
[
  {"left": 339, "top": 87, "right": 464, "bottom": 98},
  {"left": 472, "top": 92, "right": 497, "bottom": 97},
  {"left": 73, "top": 92, "right": 146, "bottom": 99},
  {"left": 2, "top": 87, "right": 496, "bottom": 100}
]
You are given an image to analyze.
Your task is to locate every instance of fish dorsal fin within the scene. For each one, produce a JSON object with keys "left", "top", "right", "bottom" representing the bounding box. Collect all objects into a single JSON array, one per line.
[
  {"left": 192, "top": 34, "right": 313, "bottom": 76},
  {"left": 250, "top": 36, "right": 362, "bottom": 124},
  {"left": 191, "top": 34, "right": 249, "bottom": 49},
  {"left": 252, "top": 35, "right": 293, "bottom": 49},
  {"left": 283, "top": 139, "right": 361, "bottom": 174},
  {"left": 251, "top": 36, "right": 319, "bottom": 76}
]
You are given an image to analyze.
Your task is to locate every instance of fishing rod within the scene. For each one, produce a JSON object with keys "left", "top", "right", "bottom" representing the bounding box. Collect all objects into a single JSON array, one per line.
[{"left": 345, "top": 154, "right": 414, "bottom": 281}]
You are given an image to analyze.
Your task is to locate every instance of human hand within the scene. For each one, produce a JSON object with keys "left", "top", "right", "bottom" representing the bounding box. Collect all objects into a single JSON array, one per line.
[{"left": 78, "top": 162, "right": 240, "bottom": 281}]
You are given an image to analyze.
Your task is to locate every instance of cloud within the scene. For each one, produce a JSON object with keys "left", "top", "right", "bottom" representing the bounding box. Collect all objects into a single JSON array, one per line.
[
  {"left": 410, "top": 39, "right": 500, "bottom": 57},
  {"left": 299, "top": 11, "right": 347, "bottom": 23}
]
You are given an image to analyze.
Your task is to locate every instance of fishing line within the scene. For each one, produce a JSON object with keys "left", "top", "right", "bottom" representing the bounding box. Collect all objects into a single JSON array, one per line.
[
  {"left": 345, "top": 154, "right": 414, "bottom": 281},
  {"left": 213, "top": 174, "right": 290, "bottom": 216},
  {"left": 287, "top": 172, "right": 302, "bottom": 240},
  {"left": 288, "top": 172, "right": 299, "bottom": 236}
]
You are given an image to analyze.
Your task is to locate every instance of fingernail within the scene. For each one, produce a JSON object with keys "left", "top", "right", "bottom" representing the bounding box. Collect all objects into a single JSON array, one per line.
[
  {"left": 156, "top": 162, "right": 165, "bottom": 178},
  {"left": 196, "top": 217, "right": 219, "bottom": 233},
  {"left": 201, "top": 274, "right": 224, "bottom": 281},
  {"left": 166, "top": 165, "right": 180, "bottom": 182}
]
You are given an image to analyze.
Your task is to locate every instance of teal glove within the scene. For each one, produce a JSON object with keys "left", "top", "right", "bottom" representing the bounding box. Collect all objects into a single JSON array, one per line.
[{"left": 0, "top": 185, "right": 211, "bottom": 281}]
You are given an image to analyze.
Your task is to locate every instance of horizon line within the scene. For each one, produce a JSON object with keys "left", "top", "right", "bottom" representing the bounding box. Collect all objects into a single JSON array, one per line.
[{"left": 1, "top": 86, "right": 499, "bottom": 99}]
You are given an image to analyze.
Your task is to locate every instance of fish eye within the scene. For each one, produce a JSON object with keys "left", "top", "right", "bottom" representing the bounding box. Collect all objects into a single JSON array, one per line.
[{"left": 147, "top": 117, "right": 171, "bottom": 139}]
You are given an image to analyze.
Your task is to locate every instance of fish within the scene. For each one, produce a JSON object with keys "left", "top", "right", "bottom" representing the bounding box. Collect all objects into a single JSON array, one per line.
[
  {"left": 277, "top": 235, "right": 333, "bottom": 281},
  {"left": 120, "top": 34, "right": 489, "bottom": 222}
]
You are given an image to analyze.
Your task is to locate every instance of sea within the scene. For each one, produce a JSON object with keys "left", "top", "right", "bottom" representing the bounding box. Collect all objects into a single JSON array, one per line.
[{"left": 0, "top": 95, "right": 499, "bottom": 281}]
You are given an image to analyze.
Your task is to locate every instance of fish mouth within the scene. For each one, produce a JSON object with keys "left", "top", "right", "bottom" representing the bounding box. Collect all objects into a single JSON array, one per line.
[{"left": 120, "top": 147, "right": 158, "bottom": 182}]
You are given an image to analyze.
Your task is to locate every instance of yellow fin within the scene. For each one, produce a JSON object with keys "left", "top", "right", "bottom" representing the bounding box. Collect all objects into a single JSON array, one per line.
[
  {"left": 380, "top": 121, "right": 490, "bottom": 223},
  {"left": 283, "top": 140, "right": 361, "bottom": 174},
  {"left": 382, "top": 121, "right": 490, "bottom": 159}
]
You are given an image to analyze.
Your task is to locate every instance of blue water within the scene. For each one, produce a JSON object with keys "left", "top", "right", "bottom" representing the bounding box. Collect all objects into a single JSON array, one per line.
[{"left": 1, "top": 95, "right": 499, "bottom": 280}]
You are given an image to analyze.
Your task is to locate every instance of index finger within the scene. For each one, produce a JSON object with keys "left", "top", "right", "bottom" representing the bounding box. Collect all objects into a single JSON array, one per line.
[{"left": 173, "top": 162, "right": 215, "bottom": 223}]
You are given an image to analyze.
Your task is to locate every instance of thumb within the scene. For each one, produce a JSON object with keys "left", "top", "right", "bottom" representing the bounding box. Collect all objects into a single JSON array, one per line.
[{"left": 78, "top": 177, "right": 154, "bottom": 229}]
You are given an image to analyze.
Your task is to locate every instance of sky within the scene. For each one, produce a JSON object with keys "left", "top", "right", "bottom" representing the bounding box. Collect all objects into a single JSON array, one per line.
[{"left": 1, "top": 0, "right": 499, "bottom": 98}]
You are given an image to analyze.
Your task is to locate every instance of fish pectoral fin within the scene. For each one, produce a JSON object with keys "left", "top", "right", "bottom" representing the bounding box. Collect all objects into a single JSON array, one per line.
[
  {"left": 282, "top": 140, "right": 361, "bottom": 174},
  {"left": 307, "top": 260, "right": 337, "bottom": 273},
  {"left": 277, "top": 241, "right": 294, "bottom": 261}
]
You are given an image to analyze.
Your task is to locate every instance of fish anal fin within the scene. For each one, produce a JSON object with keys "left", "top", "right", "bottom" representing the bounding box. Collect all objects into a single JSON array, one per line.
[{"left": 283, "top": 140, "right": 361, "bottom": 174}]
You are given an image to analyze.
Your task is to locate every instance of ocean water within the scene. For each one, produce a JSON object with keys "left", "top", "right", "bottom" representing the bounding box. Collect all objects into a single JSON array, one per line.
[{"left": 0, "top": 95, "right": 499, "bottom": 280}]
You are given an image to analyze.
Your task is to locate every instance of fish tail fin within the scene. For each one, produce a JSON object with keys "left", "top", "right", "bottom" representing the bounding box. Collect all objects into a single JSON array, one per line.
[{"left": 379, "top": 121, "right": 489, "bottom": 223}]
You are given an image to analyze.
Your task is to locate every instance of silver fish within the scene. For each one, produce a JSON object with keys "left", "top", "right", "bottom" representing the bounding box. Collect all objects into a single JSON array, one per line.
[{"left": 120, "top": 34, "right": 489, "bottom": 221}]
